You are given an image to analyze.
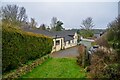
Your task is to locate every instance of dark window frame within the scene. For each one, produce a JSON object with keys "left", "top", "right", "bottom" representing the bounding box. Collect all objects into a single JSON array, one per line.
[
  {"left": 56, "top": 40, "right": 60, "bottom": 45},
  {"left": 68, "top": 40, "right": 70, "bottom": 44}
]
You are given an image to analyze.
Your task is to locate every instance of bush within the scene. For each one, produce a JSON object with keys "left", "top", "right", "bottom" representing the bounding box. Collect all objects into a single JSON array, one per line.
[
  {"left": 88, "top": 16, "right": 120, "bottom": 79},
  {"left": 77, "top": 45, "right": 90, "bottom": 68},
  {"left": 2, "top": 26, "right": 53, "bottom": 73},
  {"left": 103, "top": 63, "right": 120, "bottom": 79},
  {"left": 88, "top": 47, "right": 120, "bottom": 79},
  {"left": 95, "top": 33, "right": 110, "bottom": 48},
  {"left": 79, "top": 29, "right": 94, "bottom": 38},
  {"left": 107, "top": 15, "right": 120, "bottom": 53},
  {"left": 3, "top": 55, "right": 51, "bottom": 78}
]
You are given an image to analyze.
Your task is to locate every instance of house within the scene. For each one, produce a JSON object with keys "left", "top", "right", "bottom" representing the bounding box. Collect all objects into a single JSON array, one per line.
[
  {"left": 23, "top": 29, "right": 78, "bottom": 52},
  {"left": 53, "top": 31, "right": 78, "bottom": 49},
  {"left": 93, "top": 32, "right": 104, "bottom": 38},
  {"left": 93, "top": 33, "right": 101, "bottom": 38}
]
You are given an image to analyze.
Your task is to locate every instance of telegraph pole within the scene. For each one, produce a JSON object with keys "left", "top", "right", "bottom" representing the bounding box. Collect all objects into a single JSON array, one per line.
[{"left": 118, "top": 1, "right": 120, "bottom": 16}]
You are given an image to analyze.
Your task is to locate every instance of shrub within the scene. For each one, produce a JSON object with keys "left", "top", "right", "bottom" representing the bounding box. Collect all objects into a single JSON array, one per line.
[
  {"left": 107, "top": 15, "right": 120, "bottom": 56},
  {"left": 95, "top": 33, "right": 110, "bottom": 48},
  {"left": 77, "top": 45, "right": 90, "bottom": 68},
  {"left": 91, "top": 42, "right": 97, "bottom": 46},
  {"left": 88, "top": 16, "right": 120, "bottom": 79},
  {"left": 2, "top": 55, "right": 51, "bottom": 79},
  {"left": 2, "top": 26, "right": 53, "bottom": 73},
  {"left": 79, "top": 29, "right": 94, "bottom": 38},
  {"left": 88, "top": 47, "right": 120, "bottom": 79},
  {"left": 103, "top": 63, "right": 120, "bottom": 79}
]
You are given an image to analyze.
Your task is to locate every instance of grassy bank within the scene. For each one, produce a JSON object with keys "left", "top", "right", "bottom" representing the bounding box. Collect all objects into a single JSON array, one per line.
[{"left": 21, "top": 58, "right": 86, "bottom": 78}]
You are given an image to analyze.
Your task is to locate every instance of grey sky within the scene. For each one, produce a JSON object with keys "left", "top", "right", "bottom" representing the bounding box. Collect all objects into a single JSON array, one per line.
[{"left": 2, "top": 1, "right": 119, "bottom": 29}]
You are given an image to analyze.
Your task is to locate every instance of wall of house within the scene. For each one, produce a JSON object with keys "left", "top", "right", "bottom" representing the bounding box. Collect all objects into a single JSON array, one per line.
[
  {"left": 73, "top": 32, "right": 78, "bottom": 45},
  {"left": 51, "top": 32, "right": 78, "bottom": 52},
  {"left": 64, "top": 40, "right": 75, "bottom": 49},
  {"left": 64, "top": 41, "right": 71, "bottom": 49},
  {"left": 52, "top": 37, "right": 64, "bottom": 52},
  {"left": 65, "top": 33, "right": 78, "bottom": 49}
]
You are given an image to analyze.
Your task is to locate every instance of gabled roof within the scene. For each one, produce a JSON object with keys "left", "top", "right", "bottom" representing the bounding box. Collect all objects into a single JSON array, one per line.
[
  {"left": 23, "top": 28, "right": 76, "bottom": 41},
  {"left": 53, "top": 30, "right": 76, "bottom": 36},
  {"left": 52, "top": 30, "right": 76, "bottom": 41},
  {"left": 23, "top": 28, "right": 59, "bottom": 38},
  {"left": 63, "top": 35, "right": 73, "bottom": 41}
]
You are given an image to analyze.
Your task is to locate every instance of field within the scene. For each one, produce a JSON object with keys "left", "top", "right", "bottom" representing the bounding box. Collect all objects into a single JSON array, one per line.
[{"left": 21, "top": 58, "right": 86, "bottom": 78}]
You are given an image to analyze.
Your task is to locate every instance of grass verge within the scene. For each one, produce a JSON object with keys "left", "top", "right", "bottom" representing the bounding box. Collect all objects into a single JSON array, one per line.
[{"left": 21, "top": 58, "right": 86, "bottom": 78}]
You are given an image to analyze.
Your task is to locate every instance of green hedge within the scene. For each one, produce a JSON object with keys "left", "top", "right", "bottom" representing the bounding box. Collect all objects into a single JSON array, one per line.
[
  {"left": 78, "top": 30, "right": 94, "bottom": 38},
  {"left": 2, "top": 26, "right": 53, "bottom": 73}
]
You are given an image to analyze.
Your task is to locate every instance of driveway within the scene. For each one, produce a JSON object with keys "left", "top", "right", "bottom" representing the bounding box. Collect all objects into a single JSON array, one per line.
[{"left": 50, "top": 46, "right": 79, "bottom": 58}]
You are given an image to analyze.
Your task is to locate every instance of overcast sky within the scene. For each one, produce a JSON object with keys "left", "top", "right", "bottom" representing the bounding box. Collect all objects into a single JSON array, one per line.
[{"left": 1, "top": 0, "right": 119, "bottom": 29}]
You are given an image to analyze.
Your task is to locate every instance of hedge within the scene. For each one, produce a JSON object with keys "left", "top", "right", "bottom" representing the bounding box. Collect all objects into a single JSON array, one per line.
[
  {"left": 77, "top": 45, "right": 90, "bottom": 68},
  {"left": 3, "top": 55, "right": 51, "bottom": 79},
  {"left": 2, "top": 26, "right": 53, "bottom": 73}
]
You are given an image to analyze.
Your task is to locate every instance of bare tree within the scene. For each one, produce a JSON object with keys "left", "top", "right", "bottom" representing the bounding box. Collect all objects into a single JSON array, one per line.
[
  {"left": 17, "top": 7, "right": 27, "bottom": 22},
  {"left": 80, "top": 17, "right": 94, "bottom": 30},
  {"left": 30, "top": 18, "right": 37, "bottom": 29},
  {"left": 50, "top": 17, "right": 57, "bottom": 28},
  {"left": 1, "top": 5, "right": 18, "bottom": 21},
  {"left": 1, "top": 4, "right": 27, "bottom": 26}
]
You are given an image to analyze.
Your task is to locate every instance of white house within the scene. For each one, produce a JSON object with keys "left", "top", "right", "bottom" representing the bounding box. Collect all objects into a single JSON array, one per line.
[
  {"left": 24, "top": 29, "right": 78, "bottom": 52},
  {"left": 53, "top": 30, "right": 78, "bottom": 49},
  {"left": 52, "top": 30, "right": 78, "bottom": 52}
]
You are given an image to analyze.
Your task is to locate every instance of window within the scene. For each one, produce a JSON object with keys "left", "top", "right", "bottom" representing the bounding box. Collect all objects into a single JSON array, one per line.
[
  {"left": 64, "top": 42, "right": 66, "bottom": 46},
  {"left": 72, "top": 40, "right": 74, "bottom": 43},
  {"left": 75, "top": 36, "right": 77, "bottom": 38},
  {"left": 56, "top": 40, "right": 60, "bottom": 45},
  {"left": 68, "top": 40, "right": 70, "bottom": 44}
]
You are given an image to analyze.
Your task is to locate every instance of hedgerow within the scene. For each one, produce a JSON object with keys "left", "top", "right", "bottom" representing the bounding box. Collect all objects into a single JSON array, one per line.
[
  {"left": 88, "top": 47, "right": 120, "bottom": 79},
  {"left": 2, "top": 25, "right": 53, "bottom": 73},
  {"left": 77, "top": 45, "right": 90, "bottom": 68}
]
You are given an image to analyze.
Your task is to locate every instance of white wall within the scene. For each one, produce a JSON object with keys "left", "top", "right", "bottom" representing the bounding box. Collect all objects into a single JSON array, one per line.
[
  {"left": 51, "top": 32, "right": 78, "bottom": 52},
  {"left": 64, "top": 39, "right": 77, "bottom": 49},
  {"left": 52, "top": 38, "right": 64, "bottom": 52},
  {"left": 73, "top": 32, "right": 78, "bottom": 45},
  {"left": 65, "top": 32, "right": 78, "bottom": 49}
]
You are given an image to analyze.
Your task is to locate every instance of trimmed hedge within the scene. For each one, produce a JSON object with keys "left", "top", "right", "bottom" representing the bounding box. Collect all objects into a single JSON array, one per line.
[
  {"left": 2, "top": 26, "right": 53, "bottom": 73},
  {"left": 3, "top": 55, "right": 51, "bottom": 79}
]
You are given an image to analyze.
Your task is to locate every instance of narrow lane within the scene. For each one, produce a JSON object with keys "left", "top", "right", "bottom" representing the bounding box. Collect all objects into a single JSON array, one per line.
[{"left": 50, "top": 46, "right": 79, "bottom": 58}]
